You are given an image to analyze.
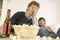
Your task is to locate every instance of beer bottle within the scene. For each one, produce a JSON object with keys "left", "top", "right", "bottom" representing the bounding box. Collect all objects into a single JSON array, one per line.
[
  {"left": 2, "top": 9, "right": 11, "bottom": 37},
  {"left": 7, "top": 21, "right": 12, "bottom": 37}
]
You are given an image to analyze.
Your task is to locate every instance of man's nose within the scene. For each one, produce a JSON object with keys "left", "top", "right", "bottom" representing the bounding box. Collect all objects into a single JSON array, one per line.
[{"left": 32, "top": 7, "right": 35, "bottom": 10}]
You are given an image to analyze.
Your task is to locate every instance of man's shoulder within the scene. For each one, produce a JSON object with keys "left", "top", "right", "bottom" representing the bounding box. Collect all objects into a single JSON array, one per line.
[
  {"left": 14, "top": 11, "right": 25, "bottom": 15},
  {"left": 16, "top": 11, "right": 25, "bottom": 14}
]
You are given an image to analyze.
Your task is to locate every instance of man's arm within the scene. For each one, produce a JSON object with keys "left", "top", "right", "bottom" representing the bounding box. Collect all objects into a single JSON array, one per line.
[{"left": 46, "top": 26, "right": 55, "bottom": 34}]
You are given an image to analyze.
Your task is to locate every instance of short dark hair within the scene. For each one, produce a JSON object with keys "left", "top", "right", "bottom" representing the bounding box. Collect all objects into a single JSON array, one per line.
[
  {"left": 8, "top": 9, "right": 11, "bottom": 12},
  {"left": 38, "top": 17, "right": 46, "bottom": 24},
  {"left": 28, "top": 1, "right": 40, "bottom": 8}
]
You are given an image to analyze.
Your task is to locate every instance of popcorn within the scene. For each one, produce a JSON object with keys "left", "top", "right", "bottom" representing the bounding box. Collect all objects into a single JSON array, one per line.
[
  {"left": 35, "top": 36, "right": 40, "bottom": 40},
  {"left": 56, "top": 37, "right": 59, "bottom": 40},
  {"left": 42, "top": 36, "right": 47, "bottom": 40},
  {"left": 10, "top": 35, "right": 16, "bottom": 40},
  {"left": 13, "top": 24, "right": 39, "bottom": 38},
  {"left": 47, "top": 36, "right": 52, "bottom": 40}
]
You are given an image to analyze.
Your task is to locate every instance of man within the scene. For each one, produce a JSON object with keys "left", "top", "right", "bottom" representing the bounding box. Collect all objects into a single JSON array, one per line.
[
  {"left": 37, "top": 17, "right": 60, "bottom": 38},
  {"left": 10, "top": 1, "right": 40, "bottom": 25},
  {"left": 10, "top": 1, "right": 40, "bottom": 33}
]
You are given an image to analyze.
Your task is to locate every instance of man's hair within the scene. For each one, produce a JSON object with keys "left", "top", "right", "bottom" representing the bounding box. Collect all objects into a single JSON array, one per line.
[
  {"left": 28, "top": 1, "right": 40, "bottom": 8},
  {"left": 38, "top": 17, "right": 46, "bottom": 24},
  {"left": 8, "top": 9, "right": 11, "bottom": 12}
]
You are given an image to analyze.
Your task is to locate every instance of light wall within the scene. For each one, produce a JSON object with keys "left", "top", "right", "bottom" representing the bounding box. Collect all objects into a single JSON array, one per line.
[
  {"left": 0, "top": 0, "right": 60, "bottom": 27},
  {"left": 0, "top": 0, "right": 8, "bottom": 27}
]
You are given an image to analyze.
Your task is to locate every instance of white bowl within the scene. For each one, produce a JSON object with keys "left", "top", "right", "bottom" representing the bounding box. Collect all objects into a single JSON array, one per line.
[{"left": 13, "top": 24, "right": 39, "bottom": 38}]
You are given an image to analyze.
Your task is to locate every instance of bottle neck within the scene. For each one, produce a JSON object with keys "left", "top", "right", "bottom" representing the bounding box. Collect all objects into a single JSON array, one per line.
[{"left": 4, "top": 18, "right": 9, "bottom": 24}]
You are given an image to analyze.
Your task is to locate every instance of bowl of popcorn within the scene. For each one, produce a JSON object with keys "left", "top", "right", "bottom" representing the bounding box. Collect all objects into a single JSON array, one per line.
[{"left": 13, "top": 24, "right": 39, "bottom": 38}]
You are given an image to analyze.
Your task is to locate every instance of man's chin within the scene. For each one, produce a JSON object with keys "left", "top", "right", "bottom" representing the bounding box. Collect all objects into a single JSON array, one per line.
[{"left": 29, "top": 15, "right": 34, "bottom": 19}]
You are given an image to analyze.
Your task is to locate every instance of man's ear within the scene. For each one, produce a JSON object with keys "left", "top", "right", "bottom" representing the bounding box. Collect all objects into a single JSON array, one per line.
[{"left": 26, "top": 9, "right": 28, "bottom": 11}]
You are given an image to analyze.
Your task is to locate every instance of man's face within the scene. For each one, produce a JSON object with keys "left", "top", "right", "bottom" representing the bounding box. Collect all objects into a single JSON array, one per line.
[
  {"left": 27, "top": 5, "right": 39, "bottom": 18},
  {"left": 38, "top": 19, "right": 45, "bottom": 27}
]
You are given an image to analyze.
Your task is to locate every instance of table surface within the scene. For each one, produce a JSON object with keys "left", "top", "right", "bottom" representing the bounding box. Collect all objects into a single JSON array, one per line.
[
  {"left": 0, "top": 38, "right": 11, "bottom": 40},
  {"left": 0, "top": 37, "right": 59, "bottom": 40}
]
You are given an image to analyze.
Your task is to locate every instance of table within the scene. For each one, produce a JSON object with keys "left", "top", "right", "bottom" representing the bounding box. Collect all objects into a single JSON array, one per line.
[{"left": 0, "top": 38, "right": 11, "bottom": 40}]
